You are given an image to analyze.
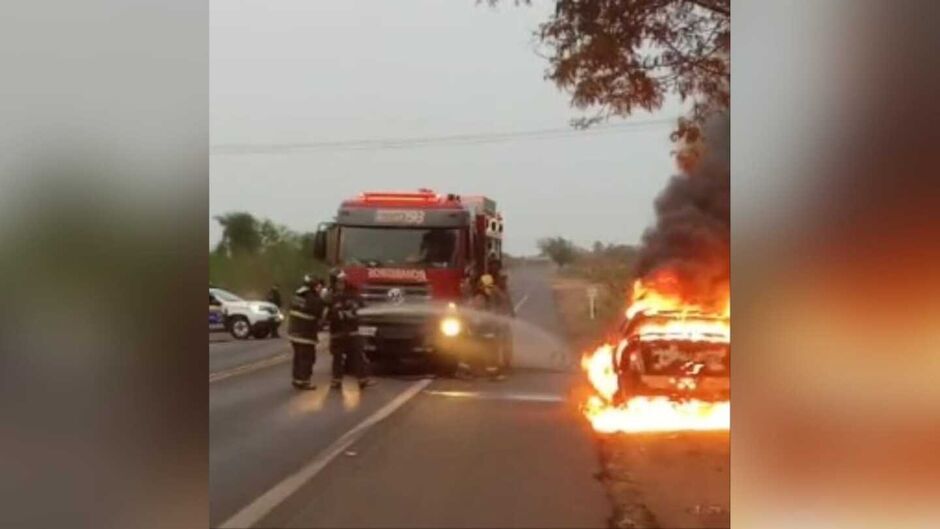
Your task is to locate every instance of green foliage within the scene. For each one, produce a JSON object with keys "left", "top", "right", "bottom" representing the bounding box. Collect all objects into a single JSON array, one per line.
[
  {"left": 214, "top": 212, "right": 262, "bottom": 257},
  {"left": 258, "top": 219, "right": 292, "bottom": 249},
  {"left": 537, "top": 236, "right": 580, "bottom": 268},
  {"left": 494, "top": 0, "right": 730, "bottom": 142},
  {"left": 209, "top": 213, "right": 326, "bottom": 298},
  {"left": 561, "top": 241, "right": 640, "bottom": 326}
]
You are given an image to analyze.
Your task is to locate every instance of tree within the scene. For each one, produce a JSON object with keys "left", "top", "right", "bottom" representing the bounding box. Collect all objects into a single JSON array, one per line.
[
  {"left": 214, "top": 212, "right": 261, "bottom": 257},
  {"left": 538, "top": 236, "right": 579, "bottom": 268},
  {"left": 210, "top": 215, "right": 327, "bottom": 297},
  {"left": 497, "top": 0, "right": 729, "bottom": 142},
  {"left": 299, "top": 232, "right": 319, "bottom": 258},
  {"left": 603, "top": 243, "right": 639, "bottom": 261},
  {"left": 258, "top": 219, "right": 292, "bottom": 249}
]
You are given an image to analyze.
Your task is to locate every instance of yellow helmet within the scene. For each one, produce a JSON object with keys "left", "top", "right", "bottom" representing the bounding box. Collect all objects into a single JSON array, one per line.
[{"left": 479, "top": 274, "right": 495, "bottom": 288}]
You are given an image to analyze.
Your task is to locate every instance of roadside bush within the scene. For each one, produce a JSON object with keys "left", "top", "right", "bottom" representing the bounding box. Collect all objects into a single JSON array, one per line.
[
  {"left": 559, "top": 243, "right": 640, "bottom": 328},
  {"left": 209, "top": 213, "right": 327, "bottom": 298}
]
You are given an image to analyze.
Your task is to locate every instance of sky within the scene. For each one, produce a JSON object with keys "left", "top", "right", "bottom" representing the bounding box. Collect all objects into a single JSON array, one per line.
[{"left": 210, "top": 0, "right": 685, "bottom": 255}]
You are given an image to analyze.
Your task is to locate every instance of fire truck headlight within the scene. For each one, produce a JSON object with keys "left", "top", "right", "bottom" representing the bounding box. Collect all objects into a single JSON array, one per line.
[{"left": 440, "top": 317, "right": 462, "bottom": 337}]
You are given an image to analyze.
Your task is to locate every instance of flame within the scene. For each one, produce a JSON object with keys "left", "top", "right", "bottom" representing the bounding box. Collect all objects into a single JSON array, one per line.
[
  {"left": 579, "top": 270, "right": 730, "bottom": 434},
  {"left": 626, "top": 272, "right": 730, "bottom": 319},
  {"left": 580, "top": 343, "right": 730, "bottom": 433},
  {"left": 626, "top": 272, "right": 730, "bottom": 344},
  {"left": 580, "top": 342, "right": 621, "bottom": 402},
  {"left": 634, "top": 317, "right": 730, "bottom": 344},
  {"left": 584, "top": 393, "right": 730, "bottom": 434}
]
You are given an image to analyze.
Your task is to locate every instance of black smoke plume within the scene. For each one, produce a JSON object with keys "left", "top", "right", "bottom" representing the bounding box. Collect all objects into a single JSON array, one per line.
[{"left": 634, "top": 114, "right": 730, "bottom": 310}]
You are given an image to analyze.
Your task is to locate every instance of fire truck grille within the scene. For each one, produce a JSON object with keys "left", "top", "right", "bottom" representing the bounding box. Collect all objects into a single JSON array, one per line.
[
  {"left": 360, "top": 283, "right": 432, "bottom": 304},
  {"left": 374, "top": 323, "right": 420, "bottom": 339},
  {"left": 361, "top": 322, "right": 434, "bottom": 358}
]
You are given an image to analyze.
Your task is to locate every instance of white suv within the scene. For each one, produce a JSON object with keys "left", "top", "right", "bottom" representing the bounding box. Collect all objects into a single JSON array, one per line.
[{"left": 209, "top": 287, "right": 284, "bottom": 340}]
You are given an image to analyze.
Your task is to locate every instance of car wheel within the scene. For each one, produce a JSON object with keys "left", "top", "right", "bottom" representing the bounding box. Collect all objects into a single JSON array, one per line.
[
  {"left": 230, "top": 316, "right": 251, "bottom": 340},
  {"left": 252, "top": 326, "right": 270, "bottom": 339}
]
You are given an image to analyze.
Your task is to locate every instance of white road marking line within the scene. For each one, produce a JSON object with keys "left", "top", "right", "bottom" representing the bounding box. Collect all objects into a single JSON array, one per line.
[
  {"left": 218, "top": 378, "right": 433, "bottom": 528},
  {"left": 513, "top": 292, "right": 530, "bottom": 313},
  {"left": 209, "top": 334, "right": 329, "bottom": 383},
  {"left": 209, "top": 353, "right": 291, "bottom": 384},
  {"left": 424, "top": 389, "right": 565, "bottom": 403}
]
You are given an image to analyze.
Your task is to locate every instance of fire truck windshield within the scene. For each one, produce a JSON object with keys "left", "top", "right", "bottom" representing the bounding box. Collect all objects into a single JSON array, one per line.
[{"left": 338, "top": 227, "right": 460, "bottom": 268}]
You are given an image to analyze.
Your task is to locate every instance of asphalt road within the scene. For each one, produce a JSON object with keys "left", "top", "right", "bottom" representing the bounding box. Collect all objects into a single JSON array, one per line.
[
  {"left": 209, "top": 264, "right": 609, "bottom": 528},
  {"left": 210, "top": 333, "right": 292, "bottom": 375}
]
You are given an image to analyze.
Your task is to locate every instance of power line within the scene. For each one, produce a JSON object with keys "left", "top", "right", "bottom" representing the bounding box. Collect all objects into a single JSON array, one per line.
[{"left": 210, "top": 118, "right": 676, "bottom": 155}]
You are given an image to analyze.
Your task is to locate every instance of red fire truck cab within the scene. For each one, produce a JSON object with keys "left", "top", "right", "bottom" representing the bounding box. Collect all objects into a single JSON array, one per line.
[{"left": 313, "top": 189, "right": 506, "bottom": 369}]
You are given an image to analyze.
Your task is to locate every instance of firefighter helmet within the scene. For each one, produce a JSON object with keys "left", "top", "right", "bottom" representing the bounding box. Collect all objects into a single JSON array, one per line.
[{"left": 303, "top": 274, "right": 324, "bottom": 287}]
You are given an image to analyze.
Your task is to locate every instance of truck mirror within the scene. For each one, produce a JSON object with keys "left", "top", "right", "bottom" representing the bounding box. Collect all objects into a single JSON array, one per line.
[{"left": 313, "top": 230, "right": 327, "bottom": 260}]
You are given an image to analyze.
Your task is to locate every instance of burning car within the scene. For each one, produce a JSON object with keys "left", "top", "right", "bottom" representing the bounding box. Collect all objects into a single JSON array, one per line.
[
  {"left": 613, "top": 310, "right": 729, "bottom": 404},
  {"left": 580, "top": 276, "right": 730, "bottom": 434},
  {"left": 579, "top": 116, "right": 729, "bottom": 434}
]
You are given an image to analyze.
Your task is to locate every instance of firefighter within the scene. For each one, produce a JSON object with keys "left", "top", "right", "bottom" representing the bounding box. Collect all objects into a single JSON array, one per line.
[
  {"left": 482, "top": 273, "right": 511, "bottom": 380},
  {"left": 483, "top": 269, "right": 515, "bottom": 318},
  {"left": 267, "top": 283, "right": 283, "bottom": 307},
  {"left": 288, "top": 274, "right": 326, "bottom": 390},
  {"left": 489, "top": 260, "right": 513, "bottom": 314},
  {"left": 267, "top": 283, "right": 283, "bottom": 337},
  {"left": 486, "top": 264, "right": 515, "bottom": 369},
  {"left": 468, "top": 274, "right": 509, "bottom": 381},
  {"left": 326, "top": 269, "right": 375, "bottom": 390}
]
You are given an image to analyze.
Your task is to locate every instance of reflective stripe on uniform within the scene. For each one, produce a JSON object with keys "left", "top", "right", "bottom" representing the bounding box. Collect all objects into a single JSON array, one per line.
[
  {"left": 290, "top": 310, "right": 318, "bottom": 320},
  {"left": 289, "top": 336, "right": 319, "bottom": 345}
]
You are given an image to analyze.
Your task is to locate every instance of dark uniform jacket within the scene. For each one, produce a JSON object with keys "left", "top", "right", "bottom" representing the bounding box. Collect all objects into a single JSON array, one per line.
[
  {"left": 326, "top": 288, "right": 364, "bottom": 337},
  {"left": 287, "top": 285, "right": 325, "bottom": 345},
  {"left": 267, "top": 288, "right": 282, "bottom": 308},
  {"left": 471, "top": 287, "right": 513, "bottom": 337}
]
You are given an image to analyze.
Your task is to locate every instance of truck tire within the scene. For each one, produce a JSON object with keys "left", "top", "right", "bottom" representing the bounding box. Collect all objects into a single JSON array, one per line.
[{"left": 230, "top": 316, "right": 251, "bottom": 340}]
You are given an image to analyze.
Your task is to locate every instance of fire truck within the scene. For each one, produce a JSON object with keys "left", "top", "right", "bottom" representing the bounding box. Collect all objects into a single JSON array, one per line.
[{"left": 312, "top": 189, "right": 507, "bottom": 371}]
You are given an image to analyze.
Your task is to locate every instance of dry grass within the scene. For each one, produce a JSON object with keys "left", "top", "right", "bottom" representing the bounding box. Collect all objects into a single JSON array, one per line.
[
  {"left": 551, "top": 271, "right": 627, "bottom": 356},
  {"left": 551, "top": 276, "right": 608, "bottom": 355}
]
